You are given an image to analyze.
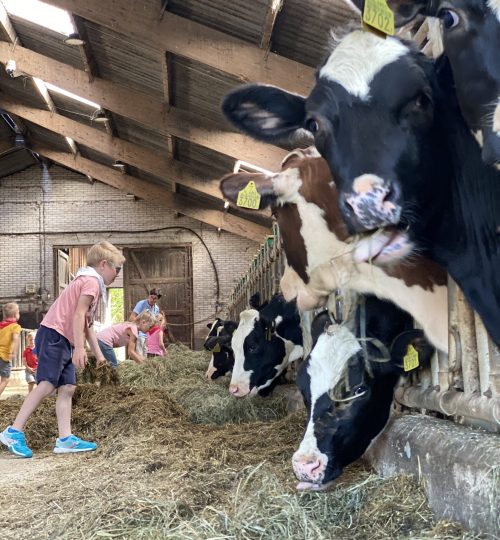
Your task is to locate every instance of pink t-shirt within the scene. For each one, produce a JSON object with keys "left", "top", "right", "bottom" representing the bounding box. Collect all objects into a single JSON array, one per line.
[
  {"left": 146, "top": 327, "right": 165, "bottom": 355},
  {"left": 97, "top": 322, "right": 138, "bottom": 348},
  {"left": 41, "top": 276, "right": 101, "bottom": 345}
]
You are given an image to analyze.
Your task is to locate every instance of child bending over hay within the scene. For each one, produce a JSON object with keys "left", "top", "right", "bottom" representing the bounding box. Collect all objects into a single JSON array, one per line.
[{"left": 96, "top": 310, "right": 156, "bottom": 368}]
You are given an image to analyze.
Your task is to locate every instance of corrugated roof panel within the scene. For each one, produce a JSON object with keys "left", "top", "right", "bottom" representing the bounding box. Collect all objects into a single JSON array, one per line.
[
  {"left": 84, "top": 21, "right": 164, "bottom": 98},
  {"left": 167, "top": 0, "right": 270, "bottom": 45},
  {"left": 24, "top": 120, "right": 69, "bottom": 152},
  {"left": 0, "top": 146, "right": 38, "bottom": 179},
  {"left": 9, "top": 15, "right": 85, "bottom": 70},
  {"left": 175, "top": 138, "right": 234, "bottom": 180},
  {"left": 0, "top": 70, "right": 48, "bottom": 109},
  {"left": 78, "top": 144, "right": 116, "bottom": 167},
  {"left": 170, "top": 55, "right": 241, "bottom": 125},
  {"left": 271, "top": 0, "right": 356, "bottom": 67},
  {"left": 127, "top": 165, "right": 172, "bottom": 190},
  {"left": 112, "top": 113, "right": 169, "bottom": 154},
  {"left": 47, "top": 90, "right": 108, "bottom": 132}
]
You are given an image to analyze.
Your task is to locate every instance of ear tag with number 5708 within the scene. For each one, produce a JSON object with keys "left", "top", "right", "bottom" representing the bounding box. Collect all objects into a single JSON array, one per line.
[
  {"left": 236, "top": 181, "right": 261, "bottom": 210},
  {"left": 363, "top": 0, "right": 395, "bottom": 36}
]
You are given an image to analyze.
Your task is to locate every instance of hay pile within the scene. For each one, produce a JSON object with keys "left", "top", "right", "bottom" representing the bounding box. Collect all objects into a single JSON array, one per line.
[
  {"left": 117, "top": 343, "right": 290, "bottom": 424},
  {"left": 0, "top": 345, "right": 485, "bottom": 540}
]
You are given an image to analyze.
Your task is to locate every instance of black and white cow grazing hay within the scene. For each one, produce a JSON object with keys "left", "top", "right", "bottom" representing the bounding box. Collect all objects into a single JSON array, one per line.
[{"left": 0, "top": 381, "right": 481, "bottom": 540}]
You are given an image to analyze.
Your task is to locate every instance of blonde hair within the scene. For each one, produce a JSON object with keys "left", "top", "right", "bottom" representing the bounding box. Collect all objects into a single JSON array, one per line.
[
  {"left": 135, "top": 310, "right": 156, "bottom": 328},
  {"left": 3, "top": 302, "right": 19, "bottom": 319},
  {"left": 27, "top": 332, "right": 36, "bottom": 340},
  {"left": 86, "top": 241, "right": 125, "bottom": 268},
  {"left": 155, "top": 313, "right": 166, "bottom": 329}
]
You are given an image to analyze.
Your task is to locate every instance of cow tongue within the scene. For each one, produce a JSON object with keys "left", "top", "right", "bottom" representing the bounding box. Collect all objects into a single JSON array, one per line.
[{"left": 352, "top": 228, "right": 396, "bottom": 264}]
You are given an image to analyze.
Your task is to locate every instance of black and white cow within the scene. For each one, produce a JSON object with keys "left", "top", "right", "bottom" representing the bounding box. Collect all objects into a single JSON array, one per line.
[
  {"left": 230, "top": 293, "right": 303, "bottom": 397},
  {"left": 221, "top": 31, "right": 500, "bottom": 346},
  {"left": 347, "top": 0, "right": 500, "bottom": 168},
  {"left": 204, "top": 318, "right": 238, "bottom": 380},
  {"left": 293, "top": 296, "right": 434, "bottom": 491}
]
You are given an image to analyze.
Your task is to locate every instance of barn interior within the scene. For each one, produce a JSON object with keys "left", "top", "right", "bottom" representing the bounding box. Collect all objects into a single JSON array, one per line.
[{"left": 0, "top": 1, "right": 498, "bottom": 539}]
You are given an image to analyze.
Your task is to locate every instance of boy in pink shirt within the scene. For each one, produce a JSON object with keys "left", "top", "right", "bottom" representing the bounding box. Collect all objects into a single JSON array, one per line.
[
  {"left": 0, "top": 241, "right": 125, "bottom": 458},
  {"left": 96, "top": 310, "right": 156, "bottom": 368}
]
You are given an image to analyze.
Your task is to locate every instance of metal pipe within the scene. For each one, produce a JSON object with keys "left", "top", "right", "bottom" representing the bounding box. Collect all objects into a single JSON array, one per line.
[
  {"left": 449, "top": 279, "right": 479, "bottom": 394},
  {"left": 474, "top": 312, "right": 491, "bottom": 395},
  {"left": 395, "top": 386, "right": 500, "bottom": 430}
]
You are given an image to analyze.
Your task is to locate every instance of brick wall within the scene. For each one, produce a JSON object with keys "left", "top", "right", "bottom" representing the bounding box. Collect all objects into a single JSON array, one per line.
[{"left": 0, "top": 164, "right": 260, "bottom": 348}]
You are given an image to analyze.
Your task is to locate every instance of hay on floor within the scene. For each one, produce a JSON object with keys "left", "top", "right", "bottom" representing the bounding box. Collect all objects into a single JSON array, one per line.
[{"left": 0, "top": 344, "right": 486, "bottom": 540}]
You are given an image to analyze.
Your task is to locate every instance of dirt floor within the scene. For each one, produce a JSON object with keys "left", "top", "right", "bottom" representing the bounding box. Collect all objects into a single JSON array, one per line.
[{"left": 0, "top": 348, "right": 489, "bottom": 540}]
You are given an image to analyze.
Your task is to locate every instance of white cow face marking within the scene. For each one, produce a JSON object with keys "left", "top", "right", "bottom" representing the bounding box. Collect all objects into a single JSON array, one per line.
[
  {"left": 229, "top": 309, "right": 259, "bottom": 397},
  {"left": 488, "top": 0, "right": 500, "bottom": 22},
  {"left": 319, "top": 32, "right": 407, "bottom": 100}
]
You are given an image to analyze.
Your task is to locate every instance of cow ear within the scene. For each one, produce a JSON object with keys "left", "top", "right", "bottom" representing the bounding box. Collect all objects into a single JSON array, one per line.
[
  {"left": 220, "top": 172, "right": 277, "bottom": 210},
  {"left": 222, "top": 84, "right": 306, "bottom": 144}
]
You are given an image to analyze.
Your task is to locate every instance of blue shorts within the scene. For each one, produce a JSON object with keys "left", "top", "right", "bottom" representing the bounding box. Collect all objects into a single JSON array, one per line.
[
  {"left": 0, "top": 359, "right": 11, "bottom": 378},
  {"left": 35, "top": 326, "right": 75, "bottom": 388},
  {"left": 98, "top": 340, "right": 118, "bottom": 368}
]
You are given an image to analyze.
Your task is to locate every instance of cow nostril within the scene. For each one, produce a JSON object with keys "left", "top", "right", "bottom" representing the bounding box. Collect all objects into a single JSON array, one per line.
[{"left": 383, "top": 181, "right": 400, "bottom": 206}]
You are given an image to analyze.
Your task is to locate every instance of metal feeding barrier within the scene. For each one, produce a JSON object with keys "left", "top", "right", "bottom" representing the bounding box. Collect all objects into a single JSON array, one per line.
[
  {"left": 228, "top": 223, "right": 285, "bottom": 321},
  {"left": 227, "top": 220, "right": 500, "bottom": 434}
]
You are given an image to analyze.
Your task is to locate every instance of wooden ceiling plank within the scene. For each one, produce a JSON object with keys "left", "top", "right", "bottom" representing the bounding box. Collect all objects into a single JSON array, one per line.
[
  {"left": 0, "top": 97, "right": 228, "bottom": 199},
  {"left": 45, "top": 0, "right": 314, "bottom": 95},
  {"left": 30, "top": 144, "right": 269, "bottom": 243},
  {"left": 0, "top": 42, "right": 287, "bottom": 169}
]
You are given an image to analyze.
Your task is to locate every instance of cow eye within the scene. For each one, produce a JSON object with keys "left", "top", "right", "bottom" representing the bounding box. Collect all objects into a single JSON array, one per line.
[
  {"left": 439, "top": 9, "right": 460, "bottom": 29},
  {"left": 305, "top": 118, "right": 320, "bottom": 133}
]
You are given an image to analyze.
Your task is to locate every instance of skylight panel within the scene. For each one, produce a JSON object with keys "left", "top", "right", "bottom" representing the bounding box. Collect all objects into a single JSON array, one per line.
[
  {"left": 43, "top": 81, "right": 101, "bottom": 109},
  {"left": 2, "top": 0, "right": 75, "bottom": 36}
]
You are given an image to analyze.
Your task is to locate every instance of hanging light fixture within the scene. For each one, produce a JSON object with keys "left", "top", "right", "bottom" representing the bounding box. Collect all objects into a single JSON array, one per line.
[
  {"left": 92, "top": 109, "right": 108, "bottom": 123},
  {"left": 64, "top": 32, "right": 85, "bottom": 46}
]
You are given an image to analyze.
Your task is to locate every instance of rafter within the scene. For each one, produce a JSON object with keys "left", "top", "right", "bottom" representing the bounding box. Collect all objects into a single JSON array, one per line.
[
  {"left": 68, "top": 14, "right": 99, "bottom": 82},
  {"left": 0, "top": 97, "right": 227, "bottom": 200},
  {"left": 0, "top": 2, "right": 17, "bottom": 45},
  {"left": 0, "top": 42, "right": 287, "bottom": 170},
  {"left": 261, "top": 0, "right": 283, "bottom": 50},
  {"left": 45, "top": 0, "right": 313, "bottom": 95},
  {"left": 30, "top": 143, "right": 269, "bottom": 243}
]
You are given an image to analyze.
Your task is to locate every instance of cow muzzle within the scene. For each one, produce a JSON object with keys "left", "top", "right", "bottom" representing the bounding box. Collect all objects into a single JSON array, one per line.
[
  {"left": 292, "top": 452, "right": 327, "bottom": 485},
  {"left": 340, "top": 175, "right": 402, "bottom": 231},
  {"left": 228, "top": 382, "right": 250, "bottom": 397}
]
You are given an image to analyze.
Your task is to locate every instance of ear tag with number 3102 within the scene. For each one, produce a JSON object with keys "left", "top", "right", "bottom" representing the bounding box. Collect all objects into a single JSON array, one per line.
[
  {"left": 236, "top": 181, "right": 261, "bottom": 210},
  {"left": 363, "top": 0, "right": 395, "bottom": 36}
]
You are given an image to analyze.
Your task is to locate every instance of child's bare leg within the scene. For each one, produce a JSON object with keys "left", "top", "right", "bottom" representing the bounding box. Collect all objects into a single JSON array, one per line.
[
  {"left": 12, "top": 381, "right": 55, "bottom": 430},
  {"left": 28, "top": 382, "right": 35, "bottom": 393},
  {"left": 55, "top": 384, "right": 76, "bottom": 439},
  {"left": 0, "top": 376, "right": 10, "bottom": 397}
]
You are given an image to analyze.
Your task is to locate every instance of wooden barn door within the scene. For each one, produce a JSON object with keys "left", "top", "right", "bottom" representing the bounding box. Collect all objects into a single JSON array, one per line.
[{"left": 123, "top": 245, "right": 194, "bottom": 348}]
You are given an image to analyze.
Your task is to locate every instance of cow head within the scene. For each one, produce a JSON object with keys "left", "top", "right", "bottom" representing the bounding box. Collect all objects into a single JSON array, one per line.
[
  {"left": 293, "top": 304, "right": 433, "bottom": 490},
  {"left": 204, "top": 318, "right": 237, "bottom": 379},
  {"left": 222, "top": 31, "right": 444, "bottom": 244},
  {"left": 345, "top": 0, "right": 500, "bottom": 168},
  {"left": 229, "top": 294, "right": 302, "bottom": 397}
]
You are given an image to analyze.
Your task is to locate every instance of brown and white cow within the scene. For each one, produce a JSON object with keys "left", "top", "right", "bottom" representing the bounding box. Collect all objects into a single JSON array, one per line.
[{"left": 220, "top": 149, "right": 448, "bottom": 353}]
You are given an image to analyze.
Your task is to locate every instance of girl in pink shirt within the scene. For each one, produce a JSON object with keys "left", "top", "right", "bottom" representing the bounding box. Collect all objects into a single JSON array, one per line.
[
  {"left": 97, "top": 310, "right": 156, "bottom": 368},
  {"left": 146, "top": 313, "right": 168, "bottom": 358}
]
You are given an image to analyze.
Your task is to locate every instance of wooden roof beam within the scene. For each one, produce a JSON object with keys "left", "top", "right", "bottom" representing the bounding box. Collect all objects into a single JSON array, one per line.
[
  {"left": 30, "top": 143, "right": 269, "bottom": 242},
  {"left": 68, "top": 14, "right": 99, "bottom": 82},
  {"left": 0, "top": 42, "right": 287, "bottom": 170},
  {"left": 261, "top": 0, "right": 283, "bottom": 51},
  {"left": 44, "top": 0, "right": 314, "bottom": 95},
  {"left": 0, "top": 3, "right": 18, "bottom": 45},
  {"left": 0, "top": 97, "right": 226, "bottom": 200}
]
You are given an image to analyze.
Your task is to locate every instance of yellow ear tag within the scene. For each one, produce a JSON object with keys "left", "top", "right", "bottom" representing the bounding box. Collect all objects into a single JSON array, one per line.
[
  {"left": 236, "top": 181, "right": 261, "bottom": 210},
  {"left": 363, "top": 0, "right": 395, "bottom": 36},
  {"left": 212, "top": 343, "right": 221, "bottom": 353},
  {"left": 403, "top": 344, "right": 419, "bottom": 372}
]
